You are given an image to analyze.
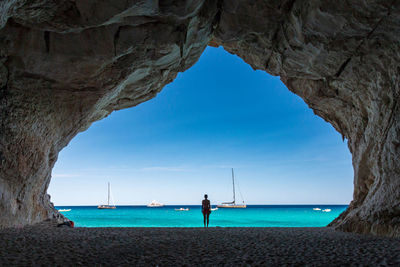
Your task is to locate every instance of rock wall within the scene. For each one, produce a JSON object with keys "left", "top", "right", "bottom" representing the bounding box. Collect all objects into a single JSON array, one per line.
[
  {"left": 0, "top": 0, "right": 399, "bottom": 236},
  {"left": 0, "top": 0, "right": 219, "bottom": 227},
  {"left": 211, "top": 0, "right": 400, "bottom": 236}
]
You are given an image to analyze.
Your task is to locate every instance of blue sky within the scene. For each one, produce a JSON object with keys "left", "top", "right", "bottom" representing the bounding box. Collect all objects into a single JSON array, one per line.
[{"left": 48, "top": 46, "right": 353, "bottom": 206}]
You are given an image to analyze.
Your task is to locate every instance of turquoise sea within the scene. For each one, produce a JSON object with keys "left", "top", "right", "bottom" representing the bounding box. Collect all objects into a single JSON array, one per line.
[{"left": 56, "top": 205, "right": 347, "bottom": 227}]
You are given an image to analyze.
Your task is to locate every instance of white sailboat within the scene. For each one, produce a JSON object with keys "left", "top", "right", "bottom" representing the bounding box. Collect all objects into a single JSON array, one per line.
[
  {"left": 217, "top": 168, "right": 246, "bottom": 208},
  {"left": 98, "top": 182, "right": 116, "bottom": 209}
]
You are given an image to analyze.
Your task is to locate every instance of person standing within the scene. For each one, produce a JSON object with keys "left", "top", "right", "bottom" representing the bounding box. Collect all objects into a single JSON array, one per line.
[{"left": 202, "top": 194, "right": 211, "bottom": 227}]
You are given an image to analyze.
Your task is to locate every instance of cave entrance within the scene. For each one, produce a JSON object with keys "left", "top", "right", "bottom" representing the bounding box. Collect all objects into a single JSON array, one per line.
[{"left": 48, "top": 47, "right": 353, "bottom": 227}]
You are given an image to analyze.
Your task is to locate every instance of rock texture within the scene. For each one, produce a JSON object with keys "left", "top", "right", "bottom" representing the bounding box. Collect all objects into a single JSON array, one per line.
[
  {"left": 0, "top": 0, "right": 219, "bottom": 227},
  {"left": 0, "top": 0, "right": 399, "bottom": 236}
]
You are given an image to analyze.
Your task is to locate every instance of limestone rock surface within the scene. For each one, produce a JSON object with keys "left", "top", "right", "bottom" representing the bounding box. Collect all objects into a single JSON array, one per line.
[
  {"left": 0, "top": 0, "right": 218, "bottom": 227},
  {"left": 0, "top": 0, "right": 399, "bottom": 236}
]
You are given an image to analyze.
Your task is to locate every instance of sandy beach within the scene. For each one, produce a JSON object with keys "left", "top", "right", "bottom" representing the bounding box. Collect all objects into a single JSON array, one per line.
[{"left": 0, "top": 222, "right": 399, "bottom": 266}]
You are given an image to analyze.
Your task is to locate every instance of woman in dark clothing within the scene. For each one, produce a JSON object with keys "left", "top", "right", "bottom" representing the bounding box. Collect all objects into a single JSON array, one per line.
[{"left": 202, "top": 194, "right": 211, "bottom": 227}]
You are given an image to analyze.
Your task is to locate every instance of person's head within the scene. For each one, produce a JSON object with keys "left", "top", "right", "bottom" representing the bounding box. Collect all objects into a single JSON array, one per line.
[{"left": 204, "top": 194, "right": 208, "bottom": 199}]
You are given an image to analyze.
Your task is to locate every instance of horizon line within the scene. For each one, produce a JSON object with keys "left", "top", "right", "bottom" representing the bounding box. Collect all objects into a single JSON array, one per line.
[{"left": 55, "top": 203, "right": 349, "bottom": 206}]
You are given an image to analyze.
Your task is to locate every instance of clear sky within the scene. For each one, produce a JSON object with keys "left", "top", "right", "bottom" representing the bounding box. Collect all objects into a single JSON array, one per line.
[{"left": 48, "top": 46, "right": 354, "bottom": 206}]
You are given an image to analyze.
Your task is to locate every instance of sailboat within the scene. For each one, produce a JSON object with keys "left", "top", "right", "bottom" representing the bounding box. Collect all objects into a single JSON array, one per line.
[
  {"left": 98, "top": 182, "right": 116, "bottom": 209},
  {"left": 217, "top": 168, "right": 246, "bottom": 208}
]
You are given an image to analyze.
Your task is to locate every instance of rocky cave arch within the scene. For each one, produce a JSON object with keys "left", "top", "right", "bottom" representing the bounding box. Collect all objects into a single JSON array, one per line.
[{"left": 0, "top": 1, "right": 399, "bottom": 236}]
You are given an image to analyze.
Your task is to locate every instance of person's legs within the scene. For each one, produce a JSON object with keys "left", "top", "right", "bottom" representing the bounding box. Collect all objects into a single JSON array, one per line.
[
  {"left": 203, "top": 212, "right": 206, "bottom": 227},
  {"left": 206, "top": 213, "right": 210, "bottom": 227}
]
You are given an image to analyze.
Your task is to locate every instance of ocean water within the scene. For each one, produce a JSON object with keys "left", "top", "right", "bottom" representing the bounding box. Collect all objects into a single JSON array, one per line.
[{"left": 56, "top": 205, "right": 347, "bottom": 227}]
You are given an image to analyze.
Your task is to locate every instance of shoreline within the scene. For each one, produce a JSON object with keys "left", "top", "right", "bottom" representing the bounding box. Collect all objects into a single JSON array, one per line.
[{"left": 0, "top": 222, "right": 399, "bottom": 266}]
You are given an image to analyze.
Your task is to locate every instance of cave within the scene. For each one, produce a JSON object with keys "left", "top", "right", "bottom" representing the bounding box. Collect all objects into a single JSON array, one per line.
[{"left": 0, "top": 0, "right": 399, "bottom": 237}]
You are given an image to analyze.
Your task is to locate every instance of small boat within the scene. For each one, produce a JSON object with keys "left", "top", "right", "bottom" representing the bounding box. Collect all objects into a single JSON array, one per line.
[
  {"left": 175, "top": 208, "right": 189, "bottom": 211},
  {"left": 313, "top": 208, "right": 321, "bottom": 211},
  {"left": 147, "top": 200, "right": 164, "bottom": 207},
  {"left": 217, "top": 168, "right": 246, "bottom": 208},
  {"left": 98, "top": 182, "right": 116, "bottom": 209},
  {"left": 58, "top": 209, "right": 71, "bottom": 212},
  {"left": 211, "top": 207, "right": 218, "bottom": 211},
  {"left": 322, "top": 209, "right": 331, "bottom": 212}
]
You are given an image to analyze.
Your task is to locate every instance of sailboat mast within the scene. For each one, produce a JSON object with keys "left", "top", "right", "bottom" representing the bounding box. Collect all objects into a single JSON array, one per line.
[
  {"left": 232, "top": 168, "right": 236, "bottom": 204},
  {"left": 107, "top": 182, "right": 110, "bottom": 206}
]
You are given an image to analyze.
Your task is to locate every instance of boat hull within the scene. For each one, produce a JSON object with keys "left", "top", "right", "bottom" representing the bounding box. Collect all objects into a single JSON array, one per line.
[
  {"left": 97, "top": 205, "right": 116, "bottom": 209},
  {"left": 217, "top": 205, "right": 247, "bottom": 208}
]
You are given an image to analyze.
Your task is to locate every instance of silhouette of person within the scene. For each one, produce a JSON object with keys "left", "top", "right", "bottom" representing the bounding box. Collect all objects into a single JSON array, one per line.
[{"left": 202, "top": 194, "right": 211, "bottom": 227}]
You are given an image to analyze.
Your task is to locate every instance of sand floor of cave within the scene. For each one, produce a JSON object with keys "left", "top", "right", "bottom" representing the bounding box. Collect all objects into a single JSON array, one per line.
[{"left": 0, "top": 223, "right": 399, "bottom": 266}]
